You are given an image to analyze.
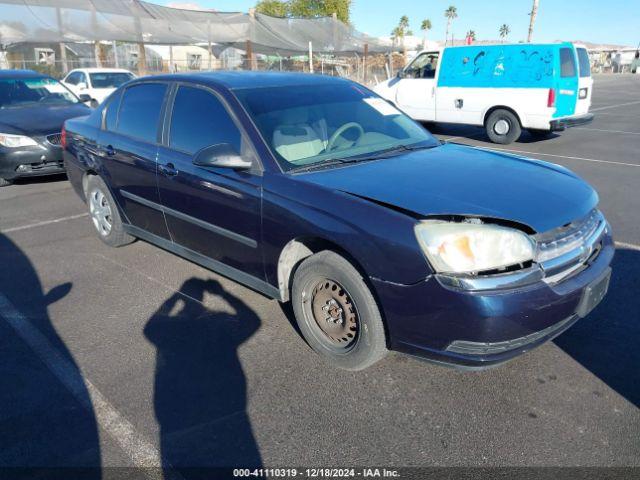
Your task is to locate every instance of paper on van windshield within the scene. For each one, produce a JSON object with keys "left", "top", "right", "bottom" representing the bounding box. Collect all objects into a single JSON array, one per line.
[{"left": 364, "top": 97, "right": 400, "bottom": 116}]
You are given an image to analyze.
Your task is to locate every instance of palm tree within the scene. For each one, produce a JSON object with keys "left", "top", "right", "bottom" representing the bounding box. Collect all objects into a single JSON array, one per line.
[
  {"left": 444, "top": 6, "right": 458, "bottom": 45},
  {"left": 466, "top": 29, "right": 476, "bottom": 43},
  {"left": 391, "top": 16, "right": 411, "bottom": 61},
  {"left": 527, "top": 0, "right": 539, "bottom": 42},
  {"left": 499, "top": 23, "right": 510, "bottom": 42},
  {"left": 421, "top": 18, "right": 432, "bottom": 49}
]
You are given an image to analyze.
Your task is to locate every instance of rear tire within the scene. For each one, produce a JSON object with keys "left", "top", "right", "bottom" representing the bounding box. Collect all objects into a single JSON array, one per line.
[
  {"left": 86, "top": 175, "right": 134, "bottom": 247},
  {"left": 291, "top": 250, "right": 387, "bottom": 370},
  {"left": 486, "top": 109, "right": 522, "bottom": 144},
  {"left": 0, "top": 178, "right": 13, "bottom": 187}
]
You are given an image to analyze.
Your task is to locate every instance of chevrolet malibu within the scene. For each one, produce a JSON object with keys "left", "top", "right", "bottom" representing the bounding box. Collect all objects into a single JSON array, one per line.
[{"left": 63, "top": 73, "right": 613, "bottom": 370}]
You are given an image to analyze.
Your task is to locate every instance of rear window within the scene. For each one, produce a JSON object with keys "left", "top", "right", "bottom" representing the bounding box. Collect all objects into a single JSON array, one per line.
[
  {"left": 560, "top": 48, "right": 577, "bottom": 78},
  {"left": 116, "top": 83, "right": 167, "bottom": 143},
  {"left": 577, "top": 48, "right": 591, "bottom": 77}
]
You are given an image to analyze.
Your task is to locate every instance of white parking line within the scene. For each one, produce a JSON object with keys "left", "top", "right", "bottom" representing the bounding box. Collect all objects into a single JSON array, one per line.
[
  {"left": 574, "top": 127, "right": 640, "bottom": 136},
  {"left": 616, "top": 241, "right": 640, "bottom": 251},
  {"left": 0, "top": 293, "right": 184, "bottom": 478},
  {"left": 470, "top": 145, "right": 640, "bottom": 168},
  {"left": 1, "top": 213, "right": 88, "bottom": 234},
  {"left": 591, "top": 100, "right": 640, "bottom": 112}
]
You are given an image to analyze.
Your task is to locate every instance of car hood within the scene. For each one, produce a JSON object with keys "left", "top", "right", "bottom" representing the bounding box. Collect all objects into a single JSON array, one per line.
[
  {"left": 0, "top": 103, "right": 91, "bottom": 136},
  {"left": 297, "top": 143, "right": 598, "bottom": 233}
]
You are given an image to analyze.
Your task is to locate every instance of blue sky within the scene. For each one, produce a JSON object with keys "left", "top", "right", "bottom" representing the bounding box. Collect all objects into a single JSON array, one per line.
[{"left": 161, "top": 0, "right": 640, "bottom": 46}]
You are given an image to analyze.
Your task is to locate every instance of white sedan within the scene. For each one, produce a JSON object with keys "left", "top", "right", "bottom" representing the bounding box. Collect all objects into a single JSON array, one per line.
[{"left": 61, "top": 68, "right": 136, "bottom": 107}]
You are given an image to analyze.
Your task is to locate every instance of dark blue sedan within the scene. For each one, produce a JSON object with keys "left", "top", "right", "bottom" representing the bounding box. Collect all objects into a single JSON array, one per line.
[{"left": 63, "top": 72, "right": 613, "bottom": 370}]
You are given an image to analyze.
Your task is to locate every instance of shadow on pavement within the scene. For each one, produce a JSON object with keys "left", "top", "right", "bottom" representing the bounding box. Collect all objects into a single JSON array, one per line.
[
  {"left": 0, "top": 233, "right": 101, "bottom": 477},
  {"left": 11, "top": 173, "right": 68, "bottom": 186},
  {"left": 555, "top": 248, "right": 640, "bottom": 407},
  {"left": 144, "top": 278, "right": 262, "bottom": 477}
]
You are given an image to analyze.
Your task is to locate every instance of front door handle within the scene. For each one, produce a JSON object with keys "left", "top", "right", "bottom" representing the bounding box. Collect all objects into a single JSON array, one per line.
[{"left": 159, "top": 162, "right": 178, "bottom": 177}]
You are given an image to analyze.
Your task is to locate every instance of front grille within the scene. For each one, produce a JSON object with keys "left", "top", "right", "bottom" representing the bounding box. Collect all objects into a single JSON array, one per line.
[
  {"left": 46, "top": 133, "right": 62, "bottom": 146},
  {"left": 534, "top": 209, "right": 606, "bottom": 284}
]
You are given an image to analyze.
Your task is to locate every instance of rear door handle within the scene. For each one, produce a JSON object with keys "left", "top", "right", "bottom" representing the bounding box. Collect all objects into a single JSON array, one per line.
[{"left": 158, "top": 162, "right": 178, "bottom": 177}]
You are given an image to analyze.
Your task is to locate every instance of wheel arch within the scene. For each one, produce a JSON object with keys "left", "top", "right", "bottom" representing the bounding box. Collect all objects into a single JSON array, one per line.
[
  {"left": 277, "top": 236, "right": 371, "bottom": 303},
  {"left": 483, "top": 105, "right": 523, "bottom": 128}
]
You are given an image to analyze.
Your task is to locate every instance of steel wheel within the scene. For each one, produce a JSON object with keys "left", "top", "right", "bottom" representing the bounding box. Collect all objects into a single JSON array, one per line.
[
  {"left": 89, "top": 188, "right": 113, "bottom": 236},
  {"left": 310, "top": 278, "right": 359, "bottom": 348},
  {"left": 494, "top": 118, "right": 511, "bottom": 135}
]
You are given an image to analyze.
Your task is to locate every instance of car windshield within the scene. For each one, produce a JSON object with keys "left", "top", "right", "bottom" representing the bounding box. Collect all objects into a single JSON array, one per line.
[
  {"left": 0, "top": 77, "right": 78, "bottom": 108},
  {"left": 235, "top": 83, "right": 439, "bottom": 171},
  {"left": 89, "top": 72, "right": 134, "bottom": 89}
]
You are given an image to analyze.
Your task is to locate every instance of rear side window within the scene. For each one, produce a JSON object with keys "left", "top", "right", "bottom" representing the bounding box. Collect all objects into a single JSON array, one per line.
[
  {"left": 104, "top": 89, "right": 123, "bottom": 131},
  {"left": 577, "top": 48, "right": 591, "bottom": 77},
  {"left": 117, "top": 83, "right": 167, "bottom": 143},
  {"left": 169, "top": 86, "right": 241, "bottom": 154},
  {"left": 560, "top": 48, "right": 577, "bottom": 78}
]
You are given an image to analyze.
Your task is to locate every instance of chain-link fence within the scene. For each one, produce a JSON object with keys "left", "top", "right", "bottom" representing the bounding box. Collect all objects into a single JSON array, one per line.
[{"left": 1, "top": 42, "right": 407, "bottom": 87}]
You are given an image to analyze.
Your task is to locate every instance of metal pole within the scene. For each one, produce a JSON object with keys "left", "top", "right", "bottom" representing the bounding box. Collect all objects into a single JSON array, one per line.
[
  {"left": 207, "top": 20, "right": 212, "bottom": 70},
  {"left": 363, "top": 43, "right": 369, "bottom": 83},
  {"left": 169, "top": 45, "right": 174, "bottom": 72},
  {"left": 309, "top": 41, "right": 313, "bottom": 73},
  {"left": 113, "top": 41, "right": 119, "bottom": 68},
  {"left": 55, "top": 7, "right": 67, "bottom": 74}
]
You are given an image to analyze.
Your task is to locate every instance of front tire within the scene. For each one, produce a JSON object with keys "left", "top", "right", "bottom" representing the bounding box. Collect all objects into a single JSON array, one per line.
[
  {"left": 291, "top": 250, "right": 387, "bottom": 370},
  {"left": 486, "top": 109, "right": 522, "bottom": 144},
  {"left": 0, "top": 178, "right": 13, "bottom": 187},
  {"left": 86, "top": 175, "right": 134, "bottom": 247}
]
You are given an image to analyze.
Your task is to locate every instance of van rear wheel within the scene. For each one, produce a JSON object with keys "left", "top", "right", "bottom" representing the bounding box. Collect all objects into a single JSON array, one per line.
[{"left": 486, "top": 109, "right": 521, "bottom": 144}]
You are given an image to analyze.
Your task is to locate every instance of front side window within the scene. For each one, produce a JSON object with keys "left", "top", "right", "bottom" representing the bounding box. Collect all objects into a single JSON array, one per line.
[
  {"left": 90, "top": 72, "right": 135, "bottom": 89},
  {"left": 404, "top": 52, "right": 439, "bottom": 79},
  {"left": 0, "top": 77, "right": 78, "bottom": 108},
  {"left": 65, "top": 72, "right": 80, "bottom": 85},
  {"left": 235, "top": 83, "right": 438, "bottom": 171},
  {"left": 576, "top": 48, "right": 591, "bottom": 78},
  {"left": 169, "top": 86, "right": 241, "bottom": 154},
  {"left": 560, "top": 48, "right": 577, "bottom": 78},
  {"left": 116, "top": 83, "right": 167, "bottom": 143}
]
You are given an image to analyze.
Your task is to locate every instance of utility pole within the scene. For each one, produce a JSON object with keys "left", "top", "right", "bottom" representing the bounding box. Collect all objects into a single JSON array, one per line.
[
  {"left": 528, "top": 0, "right": 539, "bottom": 43},
  {"left": 247, "top": 8, "right": 257, "bottom": 70}
]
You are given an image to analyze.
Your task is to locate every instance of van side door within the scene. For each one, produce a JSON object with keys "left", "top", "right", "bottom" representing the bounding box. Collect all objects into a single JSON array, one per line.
[
  {"left": 156, "top": 84, "right": 264, "bottom": 280},
  {"left": 395, "top": 52, "right": 439, "bottom": 121},
  {"left": 96, "top": 82, "right": 170, "bottom": 239}
]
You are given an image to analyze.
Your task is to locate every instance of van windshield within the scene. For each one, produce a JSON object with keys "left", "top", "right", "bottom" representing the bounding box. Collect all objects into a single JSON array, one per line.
[
  {"left": 235, "top": 84, "right": 438, "bottom": 171},
  {"left": 576, "top": 48, "right": 591, "bottom": 77}
]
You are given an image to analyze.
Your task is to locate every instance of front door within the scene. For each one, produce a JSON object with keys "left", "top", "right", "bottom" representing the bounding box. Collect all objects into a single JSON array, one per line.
[
  {"left": 395, "top": 51, "right": 439, "bottom": 121},
  {"left": 97, "top": 82, "right": 170, "bottom": 239},
  {"left": 156, "top": 84, "right": 263, "bottom": 279}
]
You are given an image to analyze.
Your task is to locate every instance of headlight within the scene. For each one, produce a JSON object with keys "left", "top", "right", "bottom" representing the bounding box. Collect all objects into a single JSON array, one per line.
[
  {"left": 415, "top": 220, "right": 535, "bottom": 274},
  {"left": 0, "top": 133, "right": 38, "bottom": 148}
]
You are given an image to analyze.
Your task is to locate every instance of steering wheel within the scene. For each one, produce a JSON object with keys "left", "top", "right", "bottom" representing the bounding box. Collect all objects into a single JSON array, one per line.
[{"left": 326, "top": 122, "right": 365, "bottom": 152}]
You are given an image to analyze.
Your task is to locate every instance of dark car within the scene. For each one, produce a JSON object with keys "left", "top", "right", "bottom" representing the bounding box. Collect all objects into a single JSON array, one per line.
[
  {"left": 63, "top": 72, "right": 613, "bottom": 370},
  {"left": 0, "top": 70, "right": 91, "bottom": 186}
]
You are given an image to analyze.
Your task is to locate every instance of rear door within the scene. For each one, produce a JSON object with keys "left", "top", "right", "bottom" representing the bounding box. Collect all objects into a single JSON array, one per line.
[
  {"left": 156, "top": 83, "right": 264, "bottom": 279},
  {"left": 96, "top": 82, "right": 170, "bottom": 239},
  {"left": 395, "top": 52, "right": 439, "bottom": 121},
  {"left": 575, "top": 47, "right": 593, "bottom": 116},
  {"left": 555, "top": 46, "right": 579, "bottom": 118}
]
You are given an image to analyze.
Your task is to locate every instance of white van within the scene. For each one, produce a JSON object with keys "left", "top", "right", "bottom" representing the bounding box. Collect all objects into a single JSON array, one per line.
[{"left": 374, "top": 42, "right": 594, "bottom": 144}]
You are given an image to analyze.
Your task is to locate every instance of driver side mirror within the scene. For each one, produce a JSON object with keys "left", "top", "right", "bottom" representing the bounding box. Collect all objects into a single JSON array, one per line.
[
  {"left": 193, "top": 143, "right": 252, "bottom": 170},
  {"left": 78, "top": 93, "right": 92, "bottom": 103},
  {"left": 396, "top": 70, "right": 406, "bottom": 79}
]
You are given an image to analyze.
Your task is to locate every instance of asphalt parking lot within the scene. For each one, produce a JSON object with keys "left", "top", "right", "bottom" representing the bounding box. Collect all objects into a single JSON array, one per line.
[{"left": 0, "top": 74, "right": 638, "bottom": 476}]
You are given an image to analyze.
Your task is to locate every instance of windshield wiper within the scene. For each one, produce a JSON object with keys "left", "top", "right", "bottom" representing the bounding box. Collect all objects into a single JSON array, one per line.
[{"left": 290, "top": 158, "right": 353, "bottom": 173}]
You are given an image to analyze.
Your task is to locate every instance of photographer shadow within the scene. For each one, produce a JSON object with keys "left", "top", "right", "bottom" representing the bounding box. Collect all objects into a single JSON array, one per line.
[
  {"left": 144, "top": 278, "right": 262, "bottom": 476},
  {"left": 555, "top": 248, "right": 640, "bottom": 407}
]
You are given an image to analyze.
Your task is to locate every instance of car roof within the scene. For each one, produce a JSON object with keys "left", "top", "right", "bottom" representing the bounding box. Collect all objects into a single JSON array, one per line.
[
  {"left": 0, "top": 69, "right": 48, "bottom": 79},
  {"left": 71, "top": 68, "right": 134, "bottom": 73},
  {"left": 132, "top": 71, "right": 354, "bottom": 90}
]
